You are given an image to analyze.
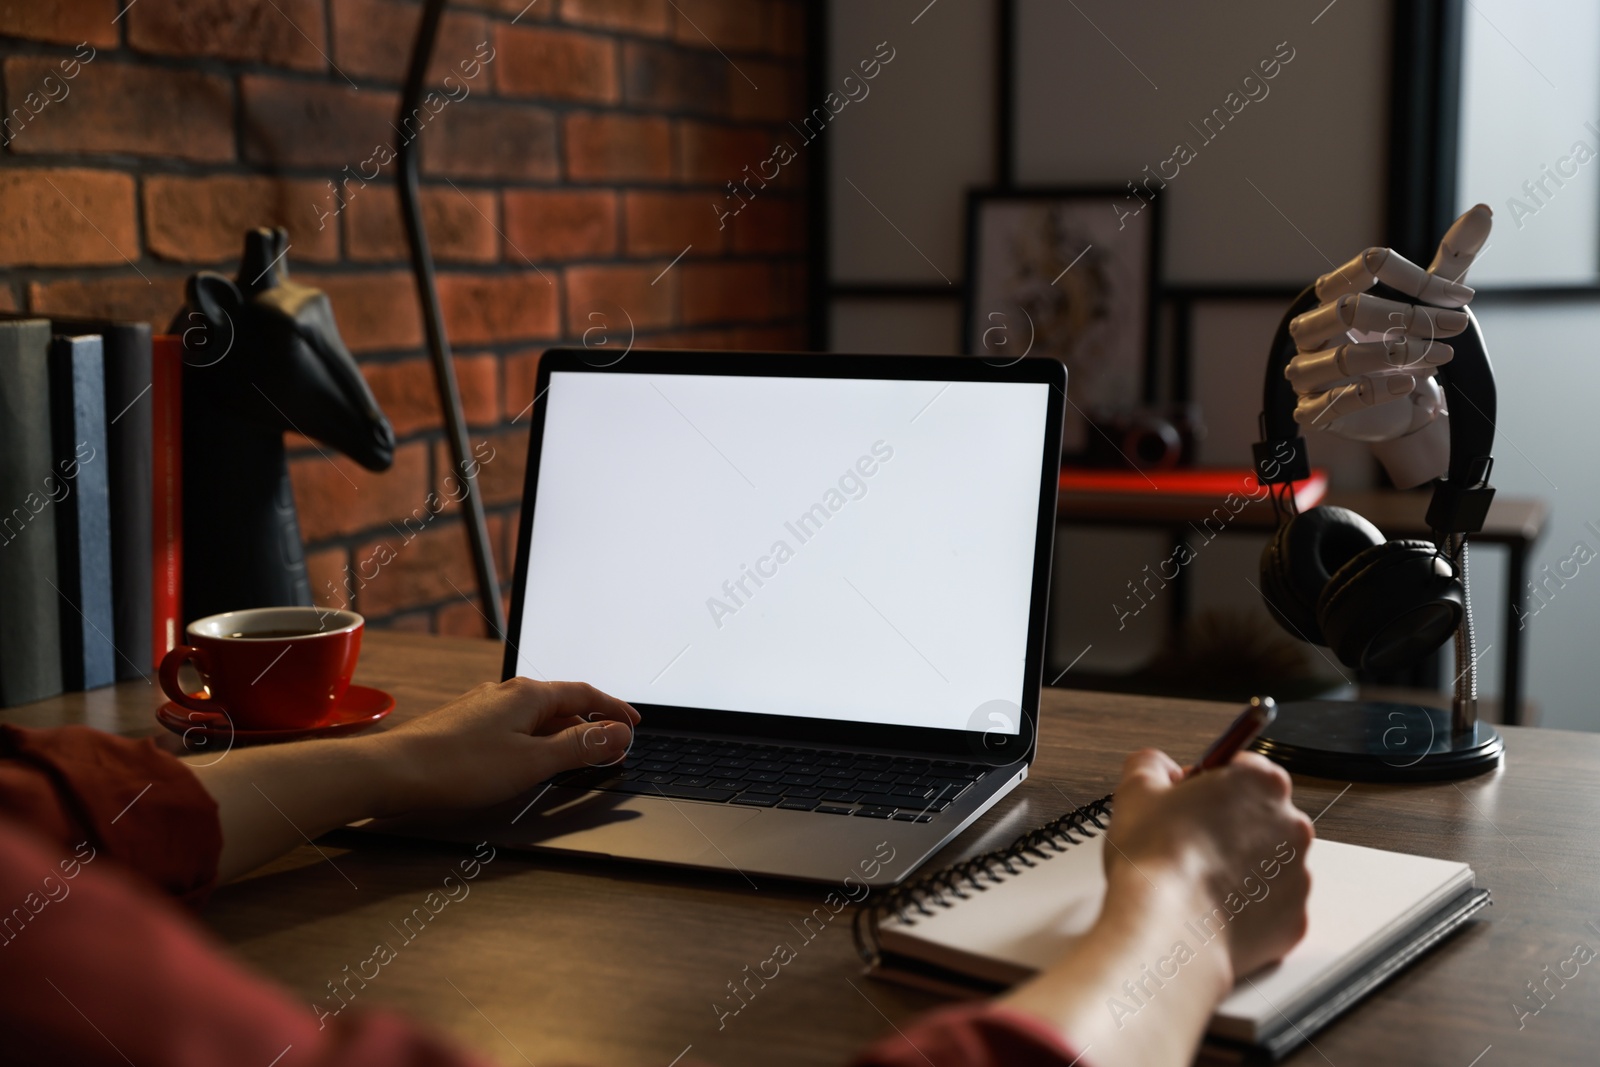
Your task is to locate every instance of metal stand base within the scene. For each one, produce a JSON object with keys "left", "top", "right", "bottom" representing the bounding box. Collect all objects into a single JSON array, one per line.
[{"left": 1252, "top": 700, "right": 1503, "bottom": 782}]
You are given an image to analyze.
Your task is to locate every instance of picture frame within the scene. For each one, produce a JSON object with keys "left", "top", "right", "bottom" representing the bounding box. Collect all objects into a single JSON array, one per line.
[{"left": 963, "top": 186, "right": 1161, "bottom": 453}]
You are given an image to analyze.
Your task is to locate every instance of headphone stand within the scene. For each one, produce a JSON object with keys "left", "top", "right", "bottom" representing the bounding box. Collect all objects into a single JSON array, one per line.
[
  {"left": 1251, "top": 699, "right": 1502, "bottom": 782},
  {"left": 1248, "top": 278, "right": 1507, "bottom": 782},
  {"left": 1254, "top": 533, "right": 1504, "bottom": 782}
]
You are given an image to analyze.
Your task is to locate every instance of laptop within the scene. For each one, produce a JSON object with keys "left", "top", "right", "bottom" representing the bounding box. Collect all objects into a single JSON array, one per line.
[{"left": 364, "top": 349, "right": 1065, "bottom": 887}]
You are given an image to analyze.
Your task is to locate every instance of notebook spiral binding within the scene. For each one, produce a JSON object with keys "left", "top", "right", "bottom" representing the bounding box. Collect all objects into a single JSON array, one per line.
[{"left": 852, "top": 794, "right": 1114, "bottom": 967}]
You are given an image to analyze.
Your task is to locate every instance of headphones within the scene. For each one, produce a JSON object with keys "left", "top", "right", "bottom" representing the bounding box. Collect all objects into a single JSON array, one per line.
[{"left": 1254, "top": 283, "right": 1497, "bottom": 673}]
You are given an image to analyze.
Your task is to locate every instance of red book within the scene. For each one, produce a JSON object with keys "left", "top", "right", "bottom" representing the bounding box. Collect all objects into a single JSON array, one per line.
[{"left": 151, "top": 335, "right": 183, "bottom": 669}]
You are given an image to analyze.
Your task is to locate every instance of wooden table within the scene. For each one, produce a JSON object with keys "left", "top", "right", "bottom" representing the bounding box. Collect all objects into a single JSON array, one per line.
[
  {"left": 1058, "top": 486, "right": 1549, "bottom": 723},
  {"left": 10, "top": 631, "right": 1596, "bottom": 1066}
]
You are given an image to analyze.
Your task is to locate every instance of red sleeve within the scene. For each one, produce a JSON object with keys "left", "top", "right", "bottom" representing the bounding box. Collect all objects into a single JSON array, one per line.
[
  {"left": 0, "top": 814, "right": 493, "bottom": 1067},
  {"left": 849, "top": 1003, "right": 1091, "bottom": 1067},
  {"left": 0, "top": 724, "right": 222, "bottom": 906}
]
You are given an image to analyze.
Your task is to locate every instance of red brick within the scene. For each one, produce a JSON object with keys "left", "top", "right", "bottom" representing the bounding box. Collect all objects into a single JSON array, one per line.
[
  {"left": 363, "top": 353, "right": 500, "bottom": 437},
  {"left": 564, "top": 263, "right": 675, "bottom": 331},
  {"left": 502, "top": 348, "right": 544, "bottom": 421},
  {"left": 299, "top": 270, "right": 424, "bottom": 354},
  {"left": 351, "top": 519, "right": 480, "bottom": 617},
  {"left": 0, "top": 285, "right": 17, "bottom": 312},
  {"left": 681, "top": 260, "right": 773, "bottom": 324},
  {"left": 560, "top": 0, "right": 668, "bottom": 36},
  {"left": 496, "top": 510, "right": 517, "bottom": 575},
  {"left": 502, "top": 190, "right": 616, "bottom": 261},
  {"left": 731, "top": 61, "right": 799, "bottom": 122},
  {"left": 436, "top": 598, "right": 488, "bottom": 637},
  {"left": 624, "top": 190, "right": 726, "bottom": 257},
  {"left": 28, "top": 276, "right": 186, "bottom": 329},
  {"left": 433, "top": 428, "right": 527, "bottom": 508},
  {"left": 345, "top": 185, "right": 499, "bottom": 264},
  {"left": 769, "top": 258, "right": 806, "bottom": 317},
  {"left": 0, "top": 168, "right": 136, "bottom": 268},
  {"left": 459, "top": 0, "right": 552, "bottom": 16},
  {"left": 677, "top": 121, "right": 778, "bottom": 184},
  {"left": 564, "top": 112, "right": 672, "bottom": 181},
  {"left": 437, "top": 272, "right": 559, "bottom": 344},
  {"left": 495, "top": 23, "right": 618, "bottom": 102},
  {"left": 647, "top": 324, "right": 803, "bottom": 350},
  {"left": 331, "top": 0, "right": 492, "bottom": 84},
  {"left": 671, "top": 0, "right": 767, "bottom": 52},
  {"left": 128, "top": 0, "right": 327, "bottom": 72},
  {"left": 729, "top": 196, "right": 805, "bottom": 254},
  {"left": 3, "top": 58, "right": 233, "bottom": 163},
  {"left": 420, "top": 100, "right": 559, "bottom": 181},
  {"left": 289, "top": 439, "right": 430, "bottom": 542},
  {"left": 305, "top": 547, "right": 351, "bottom": 610},
  {"left": 241, "top": 76, "right": 397, "bottom": 169},
  {"left": 623, "top": 41, "right": 728, "bottom": 115},
  {"left": 742, "top": 324, "right": 806, "bottom": 350},
  {"left": 768, "top": 1, "right": 804, "bottom": 57},
  {"left": 143, "top": 175, "right": 340, "bottom": 265},
  {"left": 0, "top": 2, "right": 119, "bottom": 47}
]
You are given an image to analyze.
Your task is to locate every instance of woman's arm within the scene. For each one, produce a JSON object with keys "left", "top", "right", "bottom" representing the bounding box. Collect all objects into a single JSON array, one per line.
[
  {"left": 182, "top": 678, "right": 638, "bottom": 884},
  {"left": 996, "top": 749, "right": 1313, "bottom": 1067}
]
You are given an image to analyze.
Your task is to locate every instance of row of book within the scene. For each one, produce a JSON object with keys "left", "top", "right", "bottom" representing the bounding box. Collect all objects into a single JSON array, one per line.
[{"left": 0, "top": 317, "right": 182, "bottom": 708}]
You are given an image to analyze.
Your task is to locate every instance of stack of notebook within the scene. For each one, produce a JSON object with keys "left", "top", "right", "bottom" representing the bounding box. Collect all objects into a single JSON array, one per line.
[{"left": 854, "top": 797, "right": 1489, "bottom": 1061}]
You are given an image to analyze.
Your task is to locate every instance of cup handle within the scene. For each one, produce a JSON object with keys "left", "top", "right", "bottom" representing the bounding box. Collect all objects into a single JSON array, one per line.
[{"left": 159, "top": 645, "right": 220, "bottom": 715}]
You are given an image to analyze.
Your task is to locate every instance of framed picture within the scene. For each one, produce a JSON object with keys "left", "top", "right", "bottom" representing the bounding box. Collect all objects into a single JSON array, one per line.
[{"left": 964, "top": 186, "right": 1160, "bottom": 453}]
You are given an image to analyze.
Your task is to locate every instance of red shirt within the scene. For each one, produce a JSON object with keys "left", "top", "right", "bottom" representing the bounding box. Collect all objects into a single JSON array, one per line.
[{"left": 0, "top": 724, "right": 1086, "bottom": 1066}]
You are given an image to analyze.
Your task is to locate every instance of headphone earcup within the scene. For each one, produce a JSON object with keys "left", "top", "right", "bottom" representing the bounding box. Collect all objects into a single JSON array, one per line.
[
  {"left": 1258, "top": 506, "right": 1385, "bottom": 646},
  {"left": 1317, "top": 539, "right": 1463, "bottom": 672}
]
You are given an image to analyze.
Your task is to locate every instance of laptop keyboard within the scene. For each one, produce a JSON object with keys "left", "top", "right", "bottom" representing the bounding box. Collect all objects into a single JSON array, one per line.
[{"left": 551, "top": 733, "right": 992, "bottom": 822}]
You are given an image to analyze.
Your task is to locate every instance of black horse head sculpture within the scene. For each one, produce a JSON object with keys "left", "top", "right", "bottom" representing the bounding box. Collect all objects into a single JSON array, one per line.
[{"left": 173, "top": 227, "right": 395, "bottom": 622}]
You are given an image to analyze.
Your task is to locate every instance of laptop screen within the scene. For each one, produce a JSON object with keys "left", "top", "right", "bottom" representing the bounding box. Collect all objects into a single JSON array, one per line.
[{"left": 513, "top": 368, "right": 1053, "bottom": 736}]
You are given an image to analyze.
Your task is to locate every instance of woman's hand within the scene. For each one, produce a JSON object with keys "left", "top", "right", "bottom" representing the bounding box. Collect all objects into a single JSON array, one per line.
[
  {"left": 183, "top": 677, "right": 639, "bottom": 884},
  {"left": 998, "top": 748, "right": 1313, "bottom": 1067},
  {"left": 1104, "top": 748, "right": 1314, "bottom": 982},
  {"left": 372, "top": 678, "right": 640, "bottom": 816}
]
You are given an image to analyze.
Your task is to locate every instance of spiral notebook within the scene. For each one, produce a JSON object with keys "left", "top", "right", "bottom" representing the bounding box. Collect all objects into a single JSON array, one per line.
[{"left": 853, "top": 797, "right": 1490, "bottom": 1061}]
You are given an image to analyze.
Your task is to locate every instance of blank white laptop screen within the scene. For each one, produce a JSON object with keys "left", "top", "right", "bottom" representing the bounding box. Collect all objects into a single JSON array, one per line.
[{"left": 515, "top": 371, "right": 1051, "bottom": 734}]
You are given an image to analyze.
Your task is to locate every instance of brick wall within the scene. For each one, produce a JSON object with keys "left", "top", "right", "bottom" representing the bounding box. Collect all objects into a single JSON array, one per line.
[{"left": 0, "top": 0, "right": 810, "bottom": 636}]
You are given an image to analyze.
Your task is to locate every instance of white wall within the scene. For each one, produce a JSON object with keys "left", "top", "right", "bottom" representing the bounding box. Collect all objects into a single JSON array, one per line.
[
  {"left": 1457, "top": 0, "right": 1600, "bottom": 286},
  {"left": 1014, "top": 0, "right": 1390, "bottom": 285},
  {"left": 827, "top": 0, "right": 996, "bottom": 287}
]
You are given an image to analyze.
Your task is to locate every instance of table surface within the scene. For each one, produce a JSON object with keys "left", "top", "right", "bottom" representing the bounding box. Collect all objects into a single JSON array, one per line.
[{"left": 9, "top": 631, "right": 1596, "bottom": 1067}]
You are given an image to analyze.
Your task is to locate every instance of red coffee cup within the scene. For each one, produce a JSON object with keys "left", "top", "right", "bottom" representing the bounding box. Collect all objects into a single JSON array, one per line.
[{"left": 158, "top": 607, "right": 364, "bottom": 731}]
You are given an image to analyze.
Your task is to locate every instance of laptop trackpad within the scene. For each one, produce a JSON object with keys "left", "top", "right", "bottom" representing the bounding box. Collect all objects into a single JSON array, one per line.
[{"left": 524, "top": 788, "right": 764, "bottom": 864}]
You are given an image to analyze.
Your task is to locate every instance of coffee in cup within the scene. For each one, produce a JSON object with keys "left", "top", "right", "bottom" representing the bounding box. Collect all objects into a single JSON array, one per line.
[{"left": 158, "top": 607, "right": 364, "bottom": 730}]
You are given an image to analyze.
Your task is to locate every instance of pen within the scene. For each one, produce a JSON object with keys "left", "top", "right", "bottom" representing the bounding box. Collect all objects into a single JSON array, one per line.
[{"left": 1186, "top": 695, "right": 1277, "bottom": 777}]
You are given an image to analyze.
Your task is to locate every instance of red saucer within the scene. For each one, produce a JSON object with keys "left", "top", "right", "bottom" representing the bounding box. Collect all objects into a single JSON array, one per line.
[{"left": 156, "top": 684, "right": 395, "bottom": 747}]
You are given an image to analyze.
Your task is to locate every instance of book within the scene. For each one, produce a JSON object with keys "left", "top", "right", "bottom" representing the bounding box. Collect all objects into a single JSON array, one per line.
[
  {"left": 97, "top": 321, "right": 154, "bottom": 681},
  {"left": 47, "top": 333, "right": 116, "bottom": 690},
  {"left": 0, "top": 319, "right": 65, "bottom": 706},
  {"left": 2, "top": 313, "right": 155, "bottom": 681},
  {"left": 853, "top": 796, "right": 1490, "bottom": 1061},
  {"left": 151, "top": 334, "right": 183, "bottom": 669},
  {"left": 34, "top": 316, "right": 152, "bottom": 682}
]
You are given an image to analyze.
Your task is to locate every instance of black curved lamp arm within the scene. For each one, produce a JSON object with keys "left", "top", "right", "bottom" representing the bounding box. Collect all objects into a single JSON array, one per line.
[{"left": 398, "top": 0, "right": 505, "bottom": 639}]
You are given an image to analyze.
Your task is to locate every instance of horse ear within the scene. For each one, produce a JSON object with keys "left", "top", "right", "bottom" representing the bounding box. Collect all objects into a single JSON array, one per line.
[
  {"left": 272, "top": 226, "right": 291, "bottom": 279},
  {"left": 188, "top": 271, "right": 243, "bottom": 326}
]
